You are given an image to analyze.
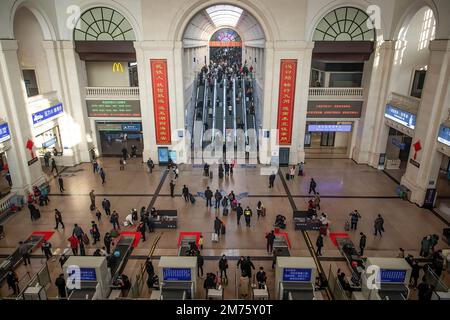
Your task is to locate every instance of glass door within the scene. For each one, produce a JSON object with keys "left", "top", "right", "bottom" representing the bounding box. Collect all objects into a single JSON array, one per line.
[{"left": 320, "top": 132, "right": 335, "bottom": 146}]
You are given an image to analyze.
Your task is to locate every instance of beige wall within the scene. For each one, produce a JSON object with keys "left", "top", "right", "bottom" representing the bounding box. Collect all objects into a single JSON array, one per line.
[
  {"left": 14, "top": 6, "right": 53, "bottom": 95},
  {"left": 86, "top": 62, "right": 130, "bottom": 87}
]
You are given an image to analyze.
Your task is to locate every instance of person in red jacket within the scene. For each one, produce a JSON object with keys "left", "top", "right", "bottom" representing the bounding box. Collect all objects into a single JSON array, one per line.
[{"left": 68, "top": 236, "right": 79, "bottom": 256}]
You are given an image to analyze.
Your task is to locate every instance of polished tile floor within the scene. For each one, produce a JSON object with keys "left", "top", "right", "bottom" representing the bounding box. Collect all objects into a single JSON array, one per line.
[{"left": 1, "top": 157, "right": 449, "bottom": 299}]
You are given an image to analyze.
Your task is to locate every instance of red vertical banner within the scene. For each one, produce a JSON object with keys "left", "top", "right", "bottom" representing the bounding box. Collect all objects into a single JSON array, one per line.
[
  {"left": 277, "top": 59, "right": 297, "bottom": 145},
  {"left": 150, "top": 59, "right": 171, "bottom": 144}
]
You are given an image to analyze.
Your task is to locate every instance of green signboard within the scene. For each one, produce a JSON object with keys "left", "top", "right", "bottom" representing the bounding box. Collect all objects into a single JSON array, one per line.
[{"left": 87, "top": 100, "right": 141, "bottom": 117}]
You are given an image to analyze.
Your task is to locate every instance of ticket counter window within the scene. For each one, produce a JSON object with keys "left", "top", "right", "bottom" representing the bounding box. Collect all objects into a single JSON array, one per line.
[{"left": 35, "top": 126, "right": 62, "bottom": 157}]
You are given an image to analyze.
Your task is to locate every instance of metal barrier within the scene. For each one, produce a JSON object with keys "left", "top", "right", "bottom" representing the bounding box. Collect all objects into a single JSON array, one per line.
[
  {"left": 19, "top": 262, "right": 51, "bottom": 299},
  {"left": 425, "top": 265, "right": 449, "bottom": 292},
  {"left": 327, "top": 265, "right": 349, "bottom": 300}
]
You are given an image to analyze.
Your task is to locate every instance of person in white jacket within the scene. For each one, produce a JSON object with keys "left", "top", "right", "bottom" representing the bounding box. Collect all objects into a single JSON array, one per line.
[{"left": 125, "top": 213, "right": 134, "bottom": 227}]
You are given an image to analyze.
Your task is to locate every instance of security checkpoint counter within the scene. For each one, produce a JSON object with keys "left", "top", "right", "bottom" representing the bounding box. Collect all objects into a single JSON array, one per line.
[
  {"left": 275, "top": 257, "right": 318, "bottom": 300},
  {"left": 63, "top": 256, "right": 111, "bottom": 300},
  {"left": 158, "top": 256, "right": 197, "bottom": 300},
  {"left": 361, "top": 257, "right": 412, "bottom": 300}
]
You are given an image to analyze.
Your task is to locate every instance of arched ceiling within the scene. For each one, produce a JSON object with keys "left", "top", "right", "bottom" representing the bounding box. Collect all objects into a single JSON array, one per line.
[{"left": 183, "top": 4, "right": 264, "bottom": 45}]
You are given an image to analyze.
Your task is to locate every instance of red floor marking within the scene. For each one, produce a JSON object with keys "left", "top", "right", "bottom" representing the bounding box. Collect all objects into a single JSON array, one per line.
[
  {"left": 329, "top": 233, "right": 349, "bottom": 247},
  {"left": 178, "top": 232, "right": 201, "bottom": 247},
  {"left": 31, "top": 231, "right": 55, "bottom": 247},
  {"left": 119, "top": 231, "right": 141, "bottom": 248}
]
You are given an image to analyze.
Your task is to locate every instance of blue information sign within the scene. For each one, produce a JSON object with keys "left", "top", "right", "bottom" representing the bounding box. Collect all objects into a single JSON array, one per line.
[
  {"left": 0, "top": 123, "right": 11, "bottom": 143},
  {"left": 307, "top": 124, "right": 352, "bottom": 132},
  {"left": 42, "top": 137, "right": 57, "bottom": 148},
  {"left": 384, "top": 104, "right": 416, "bottom": 129},
  {"left": 438, "top": 125, "right": 450, "bottom": 147},
  {"left": 391, "top": 138, "right": 406, "bottom": 150},
  {"left": 380, "top": 269, "right": 407, "bottom": 283},
  {"left": 282, "top": 268, "right": 312, "bottom": 282},
  {"left": 32, "top": 103, "right": 64, "bottom": 126},
  {"left": 122, "top": 123, "right": 141, "bottom": 131},
  {"left": 163, "top": 268, "right": 192, "bottom": 281},
  {"left": 80, "top": 268, "right": 97, "bottom": 281}
]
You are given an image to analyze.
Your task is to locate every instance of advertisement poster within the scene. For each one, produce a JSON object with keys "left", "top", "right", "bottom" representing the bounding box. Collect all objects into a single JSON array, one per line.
[
  {"left": 151, "top": 59, "right": 171, "bottom": 144},
  {"left": 277, "top": 59, "right": 297, "bottom": 145}
]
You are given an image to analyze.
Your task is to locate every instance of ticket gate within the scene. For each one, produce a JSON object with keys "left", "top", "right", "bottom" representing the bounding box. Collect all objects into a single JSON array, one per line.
[
  {"left": 178, "top": 235, "right": 198, "bottom": 256},
  {"left": 158, "top": 256, "right": 197, "bottom": 300},
  {"left": 361, "top": 257, "right": 412, "bottom": 300},
  {"left": 273, "top": 234, "right": 291, "bottom": 257},
  {"left": 275, "top": 257, "right": 318, "bottom": 300}
]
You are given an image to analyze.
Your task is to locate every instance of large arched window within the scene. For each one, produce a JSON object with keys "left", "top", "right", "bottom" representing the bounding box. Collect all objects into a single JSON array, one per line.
[
  {"left": 73, "top": 7, "right": 136, "bottom": 41},
  {"left": 313, "top": 7, "right": 376, "bottom": 41}
]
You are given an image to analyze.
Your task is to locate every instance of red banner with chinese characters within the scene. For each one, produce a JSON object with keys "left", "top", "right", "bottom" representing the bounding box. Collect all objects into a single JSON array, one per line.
[
  {"left": 277, "top": 59, "right": 297, "bottom": 145},
  {"left": 150, "top": 59, "right": 171, "bottom": 144}
]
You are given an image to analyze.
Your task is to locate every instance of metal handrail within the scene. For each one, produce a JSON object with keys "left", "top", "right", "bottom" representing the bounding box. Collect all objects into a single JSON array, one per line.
[
  {"left": 233, "top": 78, "right": 237, "bottom": 144},
  {"left": 212, "top": 78, "right": 217, "bottom": 144}
]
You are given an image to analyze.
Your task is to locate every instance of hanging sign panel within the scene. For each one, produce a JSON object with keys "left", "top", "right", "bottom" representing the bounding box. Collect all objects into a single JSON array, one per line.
[
  {"left": 31, "top": 103, "right": 64, "bottom": 127},
  {"left": 384, "top": 104, "right": 416, "bottom": 129},
  {"left": 277, "top": 59, "right": 297, "bottom": 145},
  {"left": 438, "top": 125, "right": 450, "bottom": 147},
  {"left": 150, "top": 59, "right": 171, "bottom": 145},
  {"left": 86, "top": 100, "right": 141, "bottom": 117},
  {"left": 307, "top": 101, "right": 362, "bottom": 118},
  {"left": 0, "top": 123, "right": 11, "bottom": 143}
]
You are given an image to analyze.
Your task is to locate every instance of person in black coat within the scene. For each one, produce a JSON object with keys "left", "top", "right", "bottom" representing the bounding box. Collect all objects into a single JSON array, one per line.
[
  {"left": 418, "top": 277, "right": 432, "bottom": 301},
  {"left": 197, "top": 252, "right": 204, "bottom": 278},
  {"left": 265, "top": 230, "right": 275, "bottom": 254},
  {"left": 169, "top": 180, "right": 175, "bottom": 198},
  {"left": 55, "top": 274, "right": 67, "bottom": 298},
  {"left": 214, "top": 217, "right": 222, "bottom": 237},
  {"left": 219, "top": 255, "right": 229, "bottom": 279},
  {"left": 410, "top": 260, "right": 421, "bottom": 288},
  {"left": 182, "top": 185, "right": 190, "bottom": 202},
  {"left": 268, "top": 172, "right": 276, "bottom": 188},
  {"left": 316, "top": 234, "right": 324, "bottom": 256},
  {"left": 204, "top": 187, "right": 213, "bottom": 207},
  {"left": 102, "top": 198, "right": 111, "bottom": 216},
  {"left": 58, "top": 175, "right": 65, "bottom": 192},
  {"left": 244, "top": 256, "right": 255, "bottom": 279},
  {"left": 6, "top": 270, "right": 19, "bottom": 295},
  {"left": 359, "top": 232, "right": 367, "bottom": 256},
  {"left": 104, "top": 232, "right": 112, "bottom": 254}
]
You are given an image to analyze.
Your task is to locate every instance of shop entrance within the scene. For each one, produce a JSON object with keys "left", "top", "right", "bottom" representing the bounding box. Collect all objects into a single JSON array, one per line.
[
  {"left": 384, "top": 127, "right": 412, "bottom": 182},
  {"left": 304, "top": 122, "right": 353, "bottom": 159},
  {"left": 96, "top": 122, "right": 143, "bottom": 157}
]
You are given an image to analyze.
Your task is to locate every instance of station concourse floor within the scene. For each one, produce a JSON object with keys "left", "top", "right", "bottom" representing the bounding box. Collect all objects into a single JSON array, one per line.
[{"left": 0, "top": 157, "right": 449, "bottom": 299}]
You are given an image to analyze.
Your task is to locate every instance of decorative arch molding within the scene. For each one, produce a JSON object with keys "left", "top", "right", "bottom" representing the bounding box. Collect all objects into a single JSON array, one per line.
[
  {"left": 75, "top": 1, "right": 143, "bottom": 41},
  {"left": 391, "top": 0, "right": 438, "bottom": 41},
  {"left": 307, "top": 0, "right": 386, "bottom": 41},
  {"left": 10, "top": 0, "right": 57, "bottom": 40},
  {"left": 171, "top": 0, "right": 278, "bottom": 43}
]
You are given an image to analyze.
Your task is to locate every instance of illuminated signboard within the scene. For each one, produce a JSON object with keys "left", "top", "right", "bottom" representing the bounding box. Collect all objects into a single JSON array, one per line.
[
  {"left": 307, "top": 124, "right": 352, "bottom": 132},
  {"left": 32, "top": 103, "right": 64, "bottom": 127},
  {"left": 163, "top": 267, "right": 191, "bottom": 281},
  {"left": 122, "top": 123, "right": 141, "bottom": 131},
  {"left": 80, "top": 268, "right": 97, "bottom": 281},
  {"left": 282, "top": 268, "right": 312, "bottom": 282},
  {"left": 0, "top": 123, "right": 11, "bottom": 143},
  {"left": 307, "top": 101, "right": 362, "bottom": 118},
  {"left": 438, "top": 125, "right": 450, "bottom": 147},
  {"left": 384, "top": 104, "right": 416, "bottom": 129},
  {"left": 87, "top": 100, "right": 141, "bottom": 117},
  {"left": 151, "top": 59, "right": 172, "bottom": 144},
  {"left": 277, "top": 59, "right": 298, "bottom": 145},
  {"left": 379, "top": 269, "right": 407, "bottom": 283}
]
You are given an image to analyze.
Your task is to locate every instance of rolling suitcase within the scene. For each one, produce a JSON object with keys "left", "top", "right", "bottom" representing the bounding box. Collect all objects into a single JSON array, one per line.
[
  {"left": 285, "top": 173, "right": 290, "bottom": 181},
  {"left": 221, "top": 224, "right": 226, "bottom": 235},
  {"left": 212, "top": 232, "right": 219, "bottom": 242},
  {"left": 82, "top": 233, "right": 90, "bottom": 245},
  {"left": 223, "top": 208, "right": 229, "bottom": 216},
  {"left": 90, "top": 203, "right": 95, "bottom": 211},
  {"left": 189, "top": 194, "right": 196, "bottom": 204},
  {"left": 209, "top": 171, "right": 213, "bottom": 179}
]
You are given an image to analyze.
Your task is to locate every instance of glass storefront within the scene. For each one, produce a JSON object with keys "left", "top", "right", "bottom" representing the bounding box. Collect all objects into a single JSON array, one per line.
[
  {"left": 35, "top": 126, "right": 63, "bottom": 156},
  {"left": 97, "top": 121, "right": 143, "bottom": 156},
  {"left": 304, "top": 122, "right": 353, "bottom": 158}
]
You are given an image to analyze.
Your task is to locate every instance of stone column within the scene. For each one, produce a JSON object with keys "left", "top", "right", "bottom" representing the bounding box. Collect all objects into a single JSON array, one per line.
[
  {"left": 401, "top": 39, "right": 450, "bottom": 206},
  {"left": 352, "top": 41, "right": 397, "bottom": 167},
  {"left": 0, "top": 40, "right": 45, "bottom": 195},
  {"left": 262, "top": 41, "right": 313, "bottom": 165},
  {"left": 42, "top": 40, "right": 91, "bottom": 165},
  {"left": 134, "top": 41, "right": 188, "bottom": 164}
]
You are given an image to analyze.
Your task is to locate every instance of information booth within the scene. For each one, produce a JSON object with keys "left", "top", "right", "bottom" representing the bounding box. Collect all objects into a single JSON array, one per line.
[
  {"left": 158, "top": 256, "right": 197, "bottom": 300},
  {"left": 275, "top": 257, "right": 318, "bottom": 300},
  {"left": 361, "top": 257, "right": 411, "bottom": 300}
]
